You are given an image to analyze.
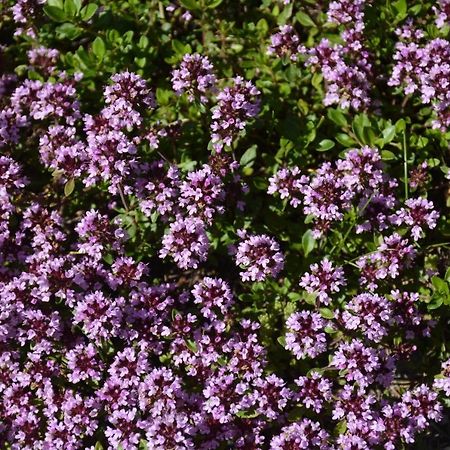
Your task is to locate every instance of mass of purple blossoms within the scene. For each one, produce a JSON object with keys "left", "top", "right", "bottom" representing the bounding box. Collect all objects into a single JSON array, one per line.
[{"left": 1, "top": 0, "right": 450, "bottom": 449}]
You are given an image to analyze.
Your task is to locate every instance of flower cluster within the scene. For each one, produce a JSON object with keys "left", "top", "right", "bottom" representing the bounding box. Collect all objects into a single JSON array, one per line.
[
  {"left": 285, "top": 311, "right": 328, "bottom": 359},
  {"left": 1, "top": 1, "right": 450, "bottom": 448},
  {"left": 210, "top": 77, "right": 261, "bottom": 151},
  {"left": 300, "top": 258, "right": 346, "bottom": 305},
  {"left": 172, "top": 53, "right": 217, "bottom": 103},
  {"left": 267, "top": 166, "right": 307, "bottom": 208},
  {"left": 302, "top": 0, "right": 373, "bottom": 110},
  {"left": 390, "top": 36, "right": 450, "bottom": 130},
  {"left": 233, "top": 230, "right": 284, "bottom": 282},
  {"left": 267, "top": 25, "right": 301, "bottom": 61},
  {"left": 434, "top": 0, "right": 450, "bottom": 28},
  {"left": 268, "top": 146, "right": 401, "bottom": 238}
]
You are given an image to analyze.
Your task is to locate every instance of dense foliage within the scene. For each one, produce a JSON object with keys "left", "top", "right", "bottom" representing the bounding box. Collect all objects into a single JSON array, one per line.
[{"left": 1, "top": 0, "right": 450, "bottom": 448}]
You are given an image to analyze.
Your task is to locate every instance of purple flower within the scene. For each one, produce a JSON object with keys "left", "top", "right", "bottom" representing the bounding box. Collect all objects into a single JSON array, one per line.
[
  {"left": 270, "top": 418, "right": 331, "bottom": 449},
  {"left": 179, "top": 164, "right": 225, "bottom": 224},
  {"left": 331, "top": 339, "right": 380, "bottom": 388},
  {"left": 159, "top": 217, "right": 209, "bottom": 269},
  {"left": 302, "top": 161, "right": 354, "bottom": 236},
  {"left": 136, "top": 160, "right": 180, "bottom": 220},
  {"left": 341, "top": 293, "right": 392, "bottom": 342},
  {"left": 357, "top": 233, "right": 416, "bottom": 290},
  {"left": 389, "top": 197, "right": 439, "bottom": 241},
  {"left": 433, "top": 358, "right": 450, "bottom": 397},
  {"left": 234, "top": 231, "right": 284, "bottom": 282},
  {"left": 210, "top": 76, "right": 260, "bottom": 152},
  {"left": 389, "top": 38, "right": 450, "bottom": 131},
  {"left": 11, "top": 77, "right": 81, "bottom": 125},
  {"left": 294, "top": 371, "right": 332, "bottom": 413},
  {"left": 39, "top": 125, "right": 87, "bottom": 180},
  {"left": 401, "top": 384, "right": 443, "bottom": 431},
  {"left": 300, "top": 258, "right": 346, "bottom": 305},
  {"left": 172, "top": 53, "right": 217, "bottom": 103},
  {"left": 267, "top": 25, "right": 301, "bottom": 61},
  {"left": 304, "top": 37, "right": 373, "bottom": 110},
  {"left": 192, "top": 277, "right": 234, "bottom": 320},
  {"left": 390, "top": 290, "right": 434, "bottom": 340},
  {"left": 66, "top": 343, "right": 103, "bottom": 383},
  {"left": 27, "top": 46, "right": 59, "bottom": 75},
  {"left": 103, "top": 71, "right": 156, "bottom": 128},
  {"left": 267, "top": 166, "right": 307, "bottom": 208},
  {"left": 409, "top": 162, "right": 429, "bottom": 190},
  {"left": 285, "top": 311, "right": 328, "bottom": 359},
  {"left": 73, "top": 291, "right": 124, "bottom": 342},
  {"left": 434, "top": 0, "right": 450, "bottom": 28},
  {"left": 327, "top": 0, "right": 368, "bottom": 26}
]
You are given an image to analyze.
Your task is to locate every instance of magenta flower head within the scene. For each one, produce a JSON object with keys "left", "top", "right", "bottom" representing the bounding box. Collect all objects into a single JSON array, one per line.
[
  {"left": 192, "top": 277, "right": 234, "bottom": 320},
  {"left": 172, "top": 53, "right": 217, "bottom": 103},
  {"left": 284, "top": 310, "right": 328, "bottom": 359},
  {"left": 267, "top": 25, "right": 301, "bottom": 61},
  {"left": 267, "top": 166, "right": 308, "bottom": 208},
  {"left": 300, "top": 258, "right": 346, "bottom": 305},
  {"left": 390, "top": 197, "right": 439, "bottom": 241},
  {"left": 159, "top": 216, "right": 209, "bottom": 269},
  {"left": 179, "top": 164, "right": 225, "bottom": 225},
  {"left": 210, "top": 76, "right": 260, "bottom": 152},
  {"left": 233, "top": 230, "right": 284, "bottom": 282},
  {"left": 270, "top": 418, "right": 331, "bottom": 449}
]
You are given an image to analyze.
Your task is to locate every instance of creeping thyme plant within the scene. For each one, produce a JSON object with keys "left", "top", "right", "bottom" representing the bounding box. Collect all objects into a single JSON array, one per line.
[{"left": 1, "top": 0, "right": 450, "bottom": 448}]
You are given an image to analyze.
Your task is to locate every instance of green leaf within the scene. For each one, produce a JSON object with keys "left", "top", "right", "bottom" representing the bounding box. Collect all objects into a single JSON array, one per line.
[
  {"left": 445, "top": 267, "right": 450, "bottom": 282},
  {"left": 432, "top": 276, "right": 449, "bottom": 294},
  {"left": 296, "top": 11, "right": 315, "bottom": 27},
  {"left": 352, "top": 116, "right": 368, "bottom": 144},
  {"left": 302, "top": 230, "right": 315, "bottom": 257},
  {"left": 64, "top": 178, "right": 75, "bottom": 197},
  {"left": 47, "top": 0, "right": 64, "bottom": 7},
  {"left": 277, "top": 335, "right": 286, "bottom": 347},
  {"left": 311, "top": 72, "right": 323, "bottom": 91},
  {"left": 63, "top": 0, "right": 78, "bottom": 17},
  {"left": 156, "top": 88, "right": 171, "bottom": 105},
  {"left": 80, "top": 3, "right": 98, "bottom": 21},
  {"left": 185, "top": 339, "right": 198, "bottom": 353},
  {"left": 92, "top": 36, "right": 106, "bottom": 61},
  {"left": 43, "top": 5, "right": 67, "bottom": 22},
  {"left": 319, "top": 308, "right": 335, "bottom": 319},
  {"left": 327, "top": 108, "right": 348, "bottom": 127},
  {"left": 317, "top": 139, "right": 335, "bottom": 152},
  {"left": 135, "top": 57, "right": 147, "bottom": 68},
  {"left": 336, "top": 133, "right": 356, "bottom": 147},
  {"left": 172, "top": 39, "right": 189, "bottom": 56},
  {"left": 395, "top": 118, "right": 406, "bottom": 133},
  {"left": 236, "top": 409, "right": 259, "bottom": 419},
  {"left": 393, "top": 0, "right": 407, "bottom": 16},
  {"left": 138, "top": 35, "right": 149, "bottom": 49},
  {"left": 240, "top": 145, "right": 258, "bottom": 168},
  {"left": 381, "top": 150, "right": 396, "bottom": 161},
  {"left": 335, "top": 420, "right": 347, "bottom": 434},
  {"left": 428, "top": 295, "right": 444, "bottom": 310},
  {"left": 277, "top": 3, "right": 293, "bottom": 25},
  {"left": 207, "top": 0, "right": 224, "bottom": 8},
  {"left": 256, "top": 18, "right": 269, "bottom": 35},
  {"left": 138, "top": 440, "right": 148, "bottom": 450},
  {"left": 179, "top": 0, "right": 200, "bottom": 10},
  {"left": 56, "top": 23, "right": 83, "bottom": 39},
  {"left": 382, "top": 125, "right": 396, "bottom": 145}
]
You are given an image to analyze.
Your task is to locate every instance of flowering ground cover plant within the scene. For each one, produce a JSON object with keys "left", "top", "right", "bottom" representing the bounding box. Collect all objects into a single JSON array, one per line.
[{"left": 1, "top": 0, "right": 450, "bottom": 448}]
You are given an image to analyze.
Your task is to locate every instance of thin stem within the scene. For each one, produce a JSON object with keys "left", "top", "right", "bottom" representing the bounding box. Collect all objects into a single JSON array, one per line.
[
  {"left": 117, "top": 184, "right": 129, "bottom": 211},
  {"left": 403, "top": 130, "right": 409, "bottom": 200},
  {"left": 329, "top": 195, "right": 373, "bottom": 256}
]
